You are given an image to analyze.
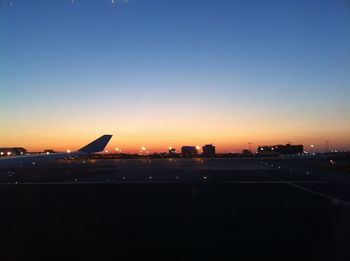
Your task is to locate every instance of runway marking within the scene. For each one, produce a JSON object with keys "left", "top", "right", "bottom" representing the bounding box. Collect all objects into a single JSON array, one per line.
[
  {"left": 286, "top": 182, "right": 350, "bottom": 207},
  {"left": 251, "top": 168, "right": 350, "bottom": 207},
  {"left": 2, "top": 180, "right": 350, "bottom": 206}
]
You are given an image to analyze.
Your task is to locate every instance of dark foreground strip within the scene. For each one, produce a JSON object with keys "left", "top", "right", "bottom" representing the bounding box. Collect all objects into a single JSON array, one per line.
[{"left": 0, "top": 180, "right": 328, "bottom": 185}]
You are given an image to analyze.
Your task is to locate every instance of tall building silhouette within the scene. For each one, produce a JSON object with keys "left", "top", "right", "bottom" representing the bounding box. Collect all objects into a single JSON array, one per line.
[{"left": 202, "top": 144, "right": 216, "bottom": 157}]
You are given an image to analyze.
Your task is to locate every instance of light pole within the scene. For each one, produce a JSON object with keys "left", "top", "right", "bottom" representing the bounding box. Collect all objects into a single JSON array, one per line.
[
  {"left": 325, "top": 140, "right": 330, "bottom": 153},
  {"left": 310, "top": 144, "right": 314, "bottom": 155}
]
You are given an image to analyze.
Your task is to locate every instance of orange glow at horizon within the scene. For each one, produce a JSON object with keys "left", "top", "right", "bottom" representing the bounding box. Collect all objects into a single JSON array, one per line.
[
  {"left": 2, "top": 100, "right": 350, "bottom": 153},
  {"left": 1, "top": 123, "right": 349, "bottom": 153}
]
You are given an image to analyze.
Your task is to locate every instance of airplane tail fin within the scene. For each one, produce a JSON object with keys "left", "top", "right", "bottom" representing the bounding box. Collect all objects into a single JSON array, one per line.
[{"left": 78, "top": 135, "right": 113, "bottom": 153}]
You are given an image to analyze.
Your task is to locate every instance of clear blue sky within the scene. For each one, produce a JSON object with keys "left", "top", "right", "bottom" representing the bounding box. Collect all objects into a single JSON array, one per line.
[{"left": 1, "top": 0, "right": 350, "bottom": 151}]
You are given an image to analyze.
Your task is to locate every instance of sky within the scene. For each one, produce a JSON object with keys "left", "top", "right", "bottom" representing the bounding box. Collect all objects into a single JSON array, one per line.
[{"left": 1, "top": 0, "right": 350, "bottom": 153}]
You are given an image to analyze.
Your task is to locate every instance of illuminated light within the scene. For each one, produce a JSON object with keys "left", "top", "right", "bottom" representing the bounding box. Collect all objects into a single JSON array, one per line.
[
  {"left": 67, "top": 149, "right": 71, "bottom": 153},
  {"left": 141, "top": 147, "right": 146, "bottom": 151},
  {"left": 196, "top": 146, "right": 200, "bottom": 150},
  {"left": 105, "top": 150, "right": 109, "bottom": 153},
  {"left": 115, "top": 148, "right": 119, "bottom": 151},
  {"left": 169, "top": 146, "right": 172, "bottom": 150},
  {"left": 7, "top": 152, "right": 12, "bottom": 156},
  {"left": 46, "top": 152, "right": 50, "bottom": 155},
  {"left": 310, "top": 145, "right": 314, "bottom": 148},
  {"left": 0, "top": 152, "right": 3, "bottom": 155}
]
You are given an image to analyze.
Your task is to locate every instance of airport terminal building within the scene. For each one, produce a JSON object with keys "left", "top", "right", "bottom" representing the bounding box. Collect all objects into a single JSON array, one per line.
[
  {"left": 257, "top": 144, "right": 304, "bottom": 155},
  {"left": 181, "top": 146, "right": 198, "bottom": 157}
]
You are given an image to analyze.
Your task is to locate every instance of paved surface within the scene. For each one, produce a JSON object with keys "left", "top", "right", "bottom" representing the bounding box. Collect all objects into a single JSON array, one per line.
[{"left": 0, "top": 158, "right": 350, "bottom": 260}]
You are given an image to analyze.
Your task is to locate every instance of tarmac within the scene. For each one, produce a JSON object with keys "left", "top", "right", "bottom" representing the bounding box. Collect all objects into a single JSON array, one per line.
[{"left": 0, "top": 158, "right": 350, "bottom": 260}]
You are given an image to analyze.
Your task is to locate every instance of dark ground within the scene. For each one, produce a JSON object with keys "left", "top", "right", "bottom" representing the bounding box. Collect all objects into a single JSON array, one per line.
[{"left": 0, "top": 158, "right": 350, "bottom": 260}]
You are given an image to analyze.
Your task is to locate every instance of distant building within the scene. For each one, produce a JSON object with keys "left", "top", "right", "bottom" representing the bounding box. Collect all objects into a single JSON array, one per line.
[
  {"left": 242, "top": 149, "right": 253, "bottom": 156},
  {"left": 44, "top": 149, "right": 55, "bottom": 154},
  {"left": 181, "top": 146, "right": 198, "bottom": 157},
  {"left": 0, "top": 147, "right": 27, "bottom": 156},
  {"left": 202, "top": 144, "right": 216, "bottom": 157},
  {"left": 257, "top": 144, "right": 303, "bottom": 155},
  {"left": 168, "top": 147, "right": 176, "bottom": 156}
]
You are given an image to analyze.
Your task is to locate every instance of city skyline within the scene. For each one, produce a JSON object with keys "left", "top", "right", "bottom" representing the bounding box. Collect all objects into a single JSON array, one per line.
[
  {"left": 0, "top": 136, "right": 346, "bottom": 154},
  {"left": 1, "top": 0, "right": 350, "bottom": 152}
]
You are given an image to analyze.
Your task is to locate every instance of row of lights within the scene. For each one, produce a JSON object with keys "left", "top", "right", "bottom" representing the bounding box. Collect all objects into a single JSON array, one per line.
[
  {"left": 65, "top": 144, "right": 337, "bottom": 155},
  {"left": 66, "top": 148, "right": 125, "bottom": 154},
  {"left": 98, "top": 146, "right": 203, "bottom": 154},
  {"left": 260, "top": 161, "right": 311, "bottom": 176},
  {"left": 0, "top": 151, "right": 12, "bottom": 156},
  {"left": 69, "top": 175, "right": 208, "bottom": 183}
]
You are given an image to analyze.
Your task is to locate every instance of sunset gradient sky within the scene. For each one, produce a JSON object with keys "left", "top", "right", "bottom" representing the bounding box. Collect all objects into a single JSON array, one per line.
[{"left": 1, "top": 0, "right": 350, "bottom": 153}]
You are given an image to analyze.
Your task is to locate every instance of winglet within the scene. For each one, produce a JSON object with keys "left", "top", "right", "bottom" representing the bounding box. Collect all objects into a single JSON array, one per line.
[{"left": 78, "top": 135, "right": 113, "bottom": 153}]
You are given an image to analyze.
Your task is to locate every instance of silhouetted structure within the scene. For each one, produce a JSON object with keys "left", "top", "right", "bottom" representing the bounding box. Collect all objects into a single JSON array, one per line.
[
  {"left": 0, "top": 147, "right": 27, "bottom": 156},
  {"left": 257, "top": 144, "right": 303, "bottom": 155},
  {"left": 242, "top": 149, "right": 253, "bottom": 156},
  {"left": 168, "top": 147, "right": 176, "bottom": 156},
  {"left": 202, "top": 144, "right": 216, "bottom": 157},
  {"left": 44, "top": 149, "right": 56, "bottom": 154},
  {"left": 181, "top": 146, "right": 198, "bottom": 157}
]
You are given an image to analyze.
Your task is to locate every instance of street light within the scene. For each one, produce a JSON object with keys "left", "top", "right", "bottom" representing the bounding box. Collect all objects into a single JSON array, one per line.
[
  {"left": 310, "top": 144, "right": 314, "bottom": 155},
  {"left": 325, "top": 140, "right": 330, "bottom": 153}
]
